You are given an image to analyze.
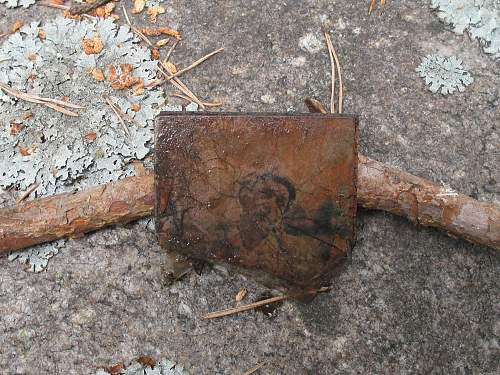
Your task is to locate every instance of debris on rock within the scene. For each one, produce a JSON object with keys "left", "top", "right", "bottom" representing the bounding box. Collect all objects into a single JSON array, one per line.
[
  {"left": 416, "top": 54, "right": 474, "bottom": 95},
  {"left": 94, "top": 357, "right": 190, "bottom": 375}
]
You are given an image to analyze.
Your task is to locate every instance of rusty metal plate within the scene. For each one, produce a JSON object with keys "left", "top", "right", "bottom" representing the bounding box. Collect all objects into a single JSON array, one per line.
[{"left": 155, "top": 113, "right": 357, "bottom": 288}]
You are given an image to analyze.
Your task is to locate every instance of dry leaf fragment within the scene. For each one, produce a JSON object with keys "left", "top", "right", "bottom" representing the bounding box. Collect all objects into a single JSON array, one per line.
[
  {"left": 93, "top": 2, "right": 116, "bottom": 18},
  {"left": 84, "top": 132, "right": 97, "bottom": 142},
  {"left": 132, "top": 82, "right": 145, "bottom": 96},
  {"left": 22, "top": 112, "right": 33, "bottom": 120},
  {"left": 10, "top": 121, "right": 24, "bottom": 135},
  {"left": 235, "top": 288, "right": 248, "bottom": 302},
  {"left": 151, "top": 48, "right": 160, "bottom": 60},
  {"left": 132, "top": 0, "right": 145, "bottom": 14},
  {"left": 107, "top": 64, "right": 143, "bottom": 90},
  {"left": 82, "top": 34, "right": 104, "bottom": 55},
  {"left": 10, "top": 20, "right": 24, "bottom": 33},
  {"left": 155, "top": 38, "right": 169, "bottom": 48},
  {"left": 38, "top": 30, "right": 46, "bottom": 40},
  {"left": 163, "top": 61, "right": 177, "bottom": 73},
  {"left": 136, "top": 356, "right": 156, "bottom": 368},
  {"left": 18, "top": 146, "right": 32, "bottom": 156},
  {"left": 146, "top": 5, "right": 165, "bottom": 22},
  {"left": 142, "top": 27, "right": 181, "bottom": 39},
  {"left": 106, "top": 363, "right": 125, "bottom": 375},
  {"left": 131, "top": 102, "right": 141, "bottom": 112},
  {"left": 50, "top": 0, "right": 66, "bottom": 5},
  {"left": 89, "top": 67, "right": 105, "bottom": 81},
  {"left": 27, "top": 53, "right": 38, "bottom": 62}
]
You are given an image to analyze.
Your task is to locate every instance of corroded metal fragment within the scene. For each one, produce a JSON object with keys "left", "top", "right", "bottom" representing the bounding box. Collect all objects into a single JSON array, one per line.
[{"left": 155, "top": 113, "right": 357, "bottom": 288}]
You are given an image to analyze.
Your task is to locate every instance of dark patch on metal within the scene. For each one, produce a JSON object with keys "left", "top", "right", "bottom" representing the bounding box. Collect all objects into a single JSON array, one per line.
[{"left": 155, "top": 113, "right": 357, "bottom": 289}]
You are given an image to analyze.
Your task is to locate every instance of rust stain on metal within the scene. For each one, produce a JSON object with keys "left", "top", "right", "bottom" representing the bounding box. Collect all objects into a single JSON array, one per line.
[{"left": 155, "top": 113, "right": 358, "bottom": 288}]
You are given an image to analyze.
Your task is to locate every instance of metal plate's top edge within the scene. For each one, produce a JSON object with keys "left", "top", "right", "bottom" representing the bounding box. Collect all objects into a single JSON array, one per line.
[{"left": 157, "top": 111, "right": 358, "bottom": 119}]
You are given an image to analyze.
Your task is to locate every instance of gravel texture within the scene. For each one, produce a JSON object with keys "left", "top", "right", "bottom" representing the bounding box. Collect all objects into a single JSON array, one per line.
[{"left": 0, "top": 1, "right": 499, "bottom": 374}]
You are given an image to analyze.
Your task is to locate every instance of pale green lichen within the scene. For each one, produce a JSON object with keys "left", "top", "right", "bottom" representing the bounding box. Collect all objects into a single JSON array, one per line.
[
  {"left": 430, "top": 0, "right": 500, "bottom": 59},
  {"left": 416, "top": 54, "right": 473, "bottom": 95},
  {"left": 0, "top": 0, "right": 35, "bottom": 9}
]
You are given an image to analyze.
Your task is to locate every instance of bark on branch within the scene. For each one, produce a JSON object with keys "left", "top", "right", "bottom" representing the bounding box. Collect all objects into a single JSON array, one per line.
[
  {"left": 358, "top": 155, "right": 499, "bottom": 250},
  {"left": 0, "top": 159, "right": 498, "bottom": 253},
  {"left": 0, "top": 175, "right": 154, "bottom": 253}
]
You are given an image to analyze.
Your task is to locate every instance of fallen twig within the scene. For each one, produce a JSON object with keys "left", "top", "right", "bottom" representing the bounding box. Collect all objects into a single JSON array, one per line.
[
  {"left": 242, "top": 362, "right": 265, "bottom": 375},
  {"left": 0, "top": 82, "right": 83, "bottom": 116},
  {"left": 201, "top": 287, "right": 331, "bottom": 320},
  {"left": 16, "top": 183, "right": 39, "bottom": 204}
]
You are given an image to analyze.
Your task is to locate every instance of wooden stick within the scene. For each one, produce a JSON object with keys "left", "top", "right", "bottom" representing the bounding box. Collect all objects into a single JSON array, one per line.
[
  {"left": 0, "top": 157, "right": 498, "bottom": 253},
  {"left": 357, "top": 155, "right": 500, "bottom": 249},
  {"left": 0, "top": 175, "right": 154, "bottom": 253}
]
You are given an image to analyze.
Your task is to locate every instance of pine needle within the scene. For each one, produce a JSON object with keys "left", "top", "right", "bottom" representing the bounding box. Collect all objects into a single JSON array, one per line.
[
  {"left": 202, "top": 287, "right": 331, "bottom": 319},
  {"left": 158, "top": 48, "right": 224, "bottom": 84},
  {"left": 0, "top": 82, "right": 82, "bottom": 116},
  {"left": 323, "top": 30, "right": 343, "bottom": 113},
  {"left": 242, "top": 362, "right": 266, "bottom": 375},
  {"left": 172, "top": 93, "right": 223, "bottom": 107},
  {"left": 16, "top": 182, "right": 39, "bottom": 204},
  {"left": 103, "top": 94, "right": 130, "bottom": 136},
  {"left": 122, "top": 4, "right": 155, "bottom": 48}
]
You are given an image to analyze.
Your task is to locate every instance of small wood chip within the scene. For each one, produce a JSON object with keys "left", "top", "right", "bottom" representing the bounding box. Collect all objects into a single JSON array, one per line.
[
  {"left": 141, "top": 27, "right": 181, "bottom": 39},
  {"left": 235, "top": 288, "right": 248, "bottom": 302},
  {"left": 155, "top": 38, "right": 170, "bottom": 48},
  {"left": 89, "top": 67, "right": 105, "bottom": 82},
  {"left": 132, "top": 0, "right": 145, "bottom": 14},
  {"left": 84, "top": 132, "right": 97, "bottom": 142},
  {"left": 146, "top": 5, "right": 165, "bottom": 22}
]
